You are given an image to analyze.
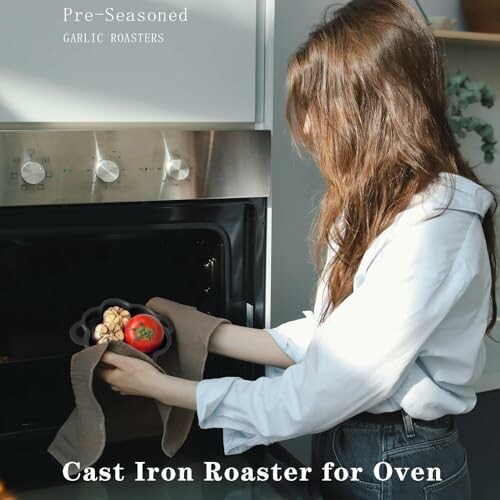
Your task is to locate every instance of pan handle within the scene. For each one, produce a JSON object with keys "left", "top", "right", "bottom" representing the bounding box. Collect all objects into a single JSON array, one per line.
[{"left": 69, "top": 321, "right": 89, "bottom": 347}]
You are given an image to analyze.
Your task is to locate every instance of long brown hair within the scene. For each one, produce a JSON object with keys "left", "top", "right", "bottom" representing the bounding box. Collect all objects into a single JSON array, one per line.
[{"left": 286, "top": 0, "right": 497, "bottom": 333}]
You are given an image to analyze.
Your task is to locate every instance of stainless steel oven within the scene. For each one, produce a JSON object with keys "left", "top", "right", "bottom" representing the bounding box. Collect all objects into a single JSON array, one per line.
[{"left": 0, "top": 128, "right": 319, "bottom": 499}]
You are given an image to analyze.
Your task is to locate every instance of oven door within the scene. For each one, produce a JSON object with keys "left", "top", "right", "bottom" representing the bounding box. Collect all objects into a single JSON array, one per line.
[{"left": 0, "top": 198, "right": 266, "bottom": 481}]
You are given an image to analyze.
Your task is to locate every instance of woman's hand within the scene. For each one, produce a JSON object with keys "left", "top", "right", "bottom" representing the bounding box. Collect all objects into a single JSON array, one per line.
[
  {"left": 96, "top": 351, "right": 198, "bottom": 410},
  {"left": 96, "top": 352, "right": 164, "bottom": 398}
]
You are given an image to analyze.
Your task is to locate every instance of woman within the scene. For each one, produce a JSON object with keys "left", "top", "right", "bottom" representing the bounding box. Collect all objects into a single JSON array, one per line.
[{"left": 98, "top": 0, "right": 496, "bottom": 498}]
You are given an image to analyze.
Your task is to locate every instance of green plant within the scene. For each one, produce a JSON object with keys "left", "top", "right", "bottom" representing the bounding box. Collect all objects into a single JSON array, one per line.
[{"left": 447, "top": 71, "right": 497, "bottom": 164}]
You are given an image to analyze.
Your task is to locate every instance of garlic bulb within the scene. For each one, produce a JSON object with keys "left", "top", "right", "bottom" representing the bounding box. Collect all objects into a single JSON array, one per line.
[
  {"left": 97, "top": 335, "right": 113, "bottom": 344},
  {"left": 114, "top": 330, "right": 125, "bottom": 341},
  {"left": 95, "top": 306, "right": 132, "bottom": 344},
  {"left": 93, "top": 323, "right": 110, "bottom": 342},
  {"left": 104, "top": 307, "right": 131, "bottom": 329}
]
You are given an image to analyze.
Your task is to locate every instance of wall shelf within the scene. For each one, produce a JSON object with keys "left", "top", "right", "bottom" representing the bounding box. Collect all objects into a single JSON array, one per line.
[{"left": 433, "top": 29, "right": 500, "bottom": 48}]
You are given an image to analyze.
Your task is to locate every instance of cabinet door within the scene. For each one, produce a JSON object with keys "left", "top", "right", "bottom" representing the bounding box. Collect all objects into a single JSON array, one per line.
[{"left": 0, "top": 0, "right": 257, "bottom": 123}]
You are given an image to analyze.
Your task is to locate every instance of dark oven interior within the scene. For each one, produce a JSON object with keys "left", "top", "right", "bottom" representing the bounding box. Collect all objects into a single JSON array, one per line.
[{"left": 0, "top": 198, "right": 266, "bottom": 476}]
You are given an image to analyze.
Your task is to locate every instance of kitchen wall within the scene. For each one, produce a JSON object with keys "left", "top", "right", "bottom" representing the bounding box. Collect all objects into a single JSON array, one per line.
[
  {"left": 415, "top": 0, "right": 465, "bottom": 29},
  {"left": 270, "top": 0, "right": 326, "bottom": 326},
  {"left": 269, "top": 0, "right": 330, "bottom": 463},
  {"left": 269, "top": 1, "right": 500, "bottom": 493},
  {"left": 443, "top": 46, "right": 500, "bottom": 391},
  {"left": 444, "top": 42, "right": 500, "bottom": 500}
]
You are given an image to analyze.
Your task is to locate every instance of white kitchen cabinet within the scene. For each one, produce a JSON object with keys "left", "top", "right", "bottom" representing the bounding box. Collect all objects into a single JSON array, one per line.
[{"left": 0, "top": 0, "right": 265, "bottom": 124}]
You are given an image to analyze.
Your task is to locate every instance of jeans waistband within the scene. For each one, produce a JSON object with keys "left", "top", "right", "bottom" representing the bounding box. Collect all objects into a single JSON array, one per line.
[{"left": 349, "top": 410, "right": 454, "bottom": 429}]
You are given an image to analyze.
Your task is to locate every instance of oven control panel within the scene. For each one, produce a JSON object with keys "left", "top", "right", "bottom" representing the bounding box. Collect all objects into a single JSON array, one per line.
[{"left": 0, "top": 129, "right": 270, "bottom": 206}]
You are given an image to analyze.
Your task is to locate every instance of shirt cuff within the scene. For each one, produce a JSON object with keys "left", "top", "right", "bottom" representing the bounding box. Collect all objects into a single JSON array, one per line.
[
  {"left": 265, "top": 325, "right": 307, "bottom": 364},
  {"left": 221, "top": 428, "right": 275, "bottom": 455},
  {"left": 196, "top": 378, "right": 276, "bottom": 455}
]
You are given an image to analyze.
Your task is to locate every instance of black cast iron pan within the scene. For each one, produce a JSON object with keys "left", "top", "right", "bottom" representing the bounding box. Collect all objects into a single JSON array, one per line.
[{"left": 69, "top": 298, "right": 175, "bottom": 362}]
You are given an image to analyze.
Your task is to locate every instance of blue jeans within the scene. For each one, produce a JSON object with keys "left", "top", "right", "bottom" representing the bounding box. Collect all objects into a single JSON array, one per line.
[{"left": 311, "top": 412, "right": 471, "bottom": 500}]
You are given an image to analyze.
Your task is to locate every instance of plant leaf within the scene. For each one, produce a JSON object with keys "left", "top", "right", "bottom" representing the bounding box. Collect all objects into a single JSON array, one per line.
[
  {"left": 482, "top": 87, "right": 496, "bottom": 108},
  {"left": 446, "top": 71, "right": 497, "bottom": 164},
  {"left": 465, "top": 80, "right": 487, "bottom": 91},
  {"left": 449, "top": 71, "right": 468, "bottom": 88}
]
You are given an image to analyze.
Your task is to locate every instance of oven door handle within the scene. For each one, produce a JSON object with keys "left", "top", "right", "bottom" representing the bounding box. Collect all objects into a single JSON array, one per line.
[{"left": 245, "top": 302, "right": 254, "bottom": 328}]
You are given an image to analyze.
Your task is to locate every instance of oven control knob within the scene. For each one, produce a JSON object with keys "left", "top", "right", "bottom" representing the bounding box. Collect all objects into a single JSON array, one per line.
[
  {"left": 96, "top": 159, "right": 120, "bottom": 183},
  {"left": 166, "top": 157, "right": 190, "bottom": 182},
  {"left": 20, "top": 161, "right": 46, "bottom": 185}
]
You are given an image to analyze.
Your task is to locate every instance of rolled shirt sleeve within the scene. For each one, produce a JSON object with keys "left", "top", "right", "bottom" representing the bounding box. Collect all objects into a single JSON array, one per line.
[
  {"left": 265, "top": 313, "right": 315, "bottom": 364},
  {"left": 263, "top": 313, "right": 315, "bottom": 378},
  {"left": 197, "top": 213, "right": 479, "bottom": 455}
]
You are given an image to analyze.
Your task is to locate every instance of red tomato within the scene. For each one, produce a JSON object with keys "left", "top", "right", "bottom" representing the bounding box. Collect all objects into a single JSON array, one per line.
[{"left": 124, "top": 314, "right": 165, "bottom": 353}]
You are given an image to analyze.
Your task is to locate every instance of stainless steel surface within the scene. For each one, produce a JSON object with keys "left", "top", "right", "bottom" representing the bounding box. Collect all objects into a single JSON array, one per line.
[
  {"left": 0, "top": 129, "right": 270, "bottom": 206},
  {"left": 0, "top": 122, "right": 256, "bottom": 131}
]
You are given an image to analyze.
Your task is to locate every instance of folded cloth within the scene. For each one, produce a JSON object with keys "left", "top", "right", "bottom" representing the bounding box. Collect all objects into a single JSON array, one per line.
[{"left": 48, "top": 297, "right": 229, "bottom": 473}]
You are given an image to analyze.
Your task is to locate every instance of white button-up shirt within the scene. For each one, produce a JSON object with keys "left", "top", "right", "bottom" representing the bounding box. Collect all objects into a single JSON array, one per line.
[{"left": 196, "top": 173, "right": 494, "bottom": 455}]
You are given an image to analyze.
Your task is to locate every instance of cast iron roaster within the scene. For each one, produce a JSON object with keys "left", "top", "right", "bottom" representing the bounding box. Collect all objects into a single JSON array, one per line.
[{"left": 69, "top": 298, "right": 175, "bottom": 362}]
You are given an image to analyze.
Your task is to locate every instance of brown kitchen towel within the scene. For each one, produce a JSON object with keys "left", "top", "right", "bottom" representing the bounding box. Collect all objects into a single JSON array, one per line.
[{"left": 48, "top": 297, "right": 229, "bottom": 474}]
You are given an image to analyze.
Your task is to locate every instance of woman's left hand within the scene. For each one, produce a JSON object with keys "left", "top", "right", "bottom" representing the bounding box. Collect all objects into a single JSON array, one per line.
[{"left": 96, "top": 351, "right": 164, "bottom": 398}]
